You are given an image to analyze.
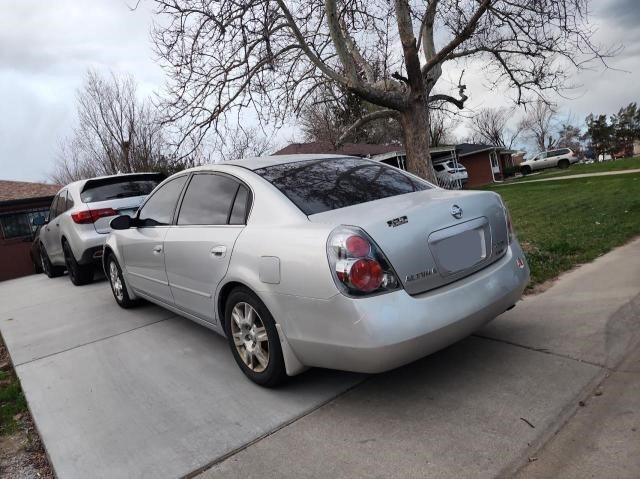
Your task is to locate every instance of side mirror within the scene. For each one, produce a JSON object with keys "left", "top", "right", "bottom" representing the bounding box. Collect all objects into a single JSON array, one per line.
[
  {"left": 32, "top": 216, "right": 47, "bottom": 226},
  {"left": 110, "top": 215, "right": 133, "bottom": 230}
]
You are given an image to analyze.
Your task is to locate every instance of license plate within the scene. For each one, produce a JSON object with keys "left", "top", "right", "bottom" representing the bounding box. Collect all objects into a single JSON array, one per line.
[{"left": 432, "top": 228, "right": 486, "bottom": 274}]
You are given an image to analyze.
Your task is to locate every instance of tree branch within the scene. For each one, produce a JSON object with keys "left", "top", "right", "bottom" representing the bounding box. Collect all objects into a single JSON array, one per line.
[
  {"left": 422, "top": 0, "right": 491, "bottom": 76},
  {"left": 337, "top": 109, "right": 400, "bottom": 146}
]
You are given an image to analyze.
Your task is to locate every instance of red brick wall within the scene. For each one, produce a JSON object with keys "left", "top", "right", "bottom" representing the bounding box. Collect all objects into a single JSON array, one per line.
[
  {"left": 0, "top": 239, "right": 35, "bottom": 282},
  {"left": 0, "top": 197, "right": 53, "bottom": 282},
  {"left": 457, "top": 152, "right": 495, "bottom": 188}
]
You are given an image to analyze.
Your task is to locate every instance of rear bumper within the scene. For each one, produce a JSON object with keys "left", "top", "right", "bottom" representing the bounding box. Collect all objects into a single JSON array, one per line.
[
  {"left": 271, "top": 242, "right": 529, "bottom": 374},
  {"left": 66, "top": 227, "right": 107, "bottom": 265}
]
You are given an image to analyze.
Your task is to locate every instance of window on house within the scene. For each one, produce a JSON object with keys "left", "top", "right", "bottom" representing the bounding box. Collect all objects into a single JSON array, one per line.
[{"left": 1, "top": 213, "right": 32, "bottom": 239}]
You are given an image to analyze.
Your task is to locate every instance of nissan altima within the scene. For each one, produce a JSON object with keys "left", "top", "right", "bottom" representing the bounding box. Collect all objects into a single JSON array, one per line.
[{"left": 103, "top": 154, "right": 529, "bottom": 386}]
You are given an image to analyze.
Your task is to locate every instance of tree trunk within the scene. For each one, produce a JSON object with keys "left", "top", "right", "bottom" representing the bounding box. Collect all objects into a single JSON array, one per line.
[{"left": 400, "top": 100, "right": 438, "bottom": 184}]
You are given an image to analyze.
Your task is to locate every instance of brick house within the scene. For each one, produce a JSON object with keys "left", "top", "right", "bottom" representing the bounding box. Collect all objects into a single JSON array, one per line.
[
  {"left": 454, "top": 143, "right": 517, "bottom": 188},
  {"left": 0, "top": 180, "right": 60, "bottom": 281},
  {"left": 274, "top": 141, "right": 515, "bottom": 188}
]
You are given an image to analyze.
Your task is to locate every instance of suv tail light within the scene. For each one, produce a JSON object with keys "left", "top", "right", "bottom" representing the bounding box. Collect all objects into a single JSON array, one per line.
[
  {"left": 71, "top": 208, "right": 118, "bottom": 224},
  {"left": 327, "top": 226, "right": 401, "bottom": 296}
]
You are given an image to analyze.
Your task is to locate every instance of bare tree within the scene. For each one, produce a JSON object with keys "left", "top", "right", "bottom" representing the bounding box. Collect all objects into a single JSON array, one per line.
[
  {"left": 51, "top": 70, "right": 180, "bottom": 184},
  {"left": 429, "top": 110, "right": 459, "bottom": 147},
  {"left": 220, "top": 126, "right": 275, "bottom": 161},
  {"left": 153, "top": 0, "right": 613, "bottom": 183},
  {"left": 299, "top": 85, "right": 403, "bottom": 146},
  {"left": 521, "top": 100, "right": 560, "bottom": 152},
  {"left": 468, "top": 107, "right": 522, "bottom": 149}
]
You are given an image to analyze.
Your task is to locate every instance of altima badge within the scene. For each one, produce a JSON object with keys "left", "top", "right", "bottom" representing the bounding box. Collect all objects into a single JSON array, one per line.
[{"left": 450, "top": 205, "right": 463, "bottom": 219}]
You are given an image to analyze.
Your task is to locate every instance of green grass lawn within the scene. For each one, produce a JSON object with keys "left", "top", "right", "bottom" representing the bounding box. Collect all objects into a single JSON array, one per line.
[
  {"left": 486, "top": 172, "right": 640, "bottom": 289},
  {"left": 0, "top": 338, "right": 27, "bottom": 436},
  {"left": 509, "top": 156, "right": 640, "bottom": 183}
]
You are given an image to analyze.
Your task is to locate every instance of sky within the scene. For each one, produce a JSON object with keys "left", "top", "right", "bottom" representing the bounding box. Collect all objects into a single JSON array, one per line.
[{"left": 0, "top": 0, "right": 639, "bottom": 183}]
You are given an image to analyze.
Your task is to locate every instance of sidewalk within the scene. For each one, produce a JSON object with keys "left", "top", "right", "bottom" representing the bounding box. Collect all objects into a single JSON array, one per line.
[
  {"left": 500, "top": 168, "right": 640, "bottom": 186},
  {"left": 516, "top": 338, "right": 640, "bottom": 478}
]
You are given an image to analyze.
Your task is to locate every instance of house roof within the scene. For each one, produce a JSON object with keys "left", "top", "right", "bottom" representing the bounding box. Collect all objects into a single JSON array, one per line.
[
  {"left": 456, "top": 143, "right": 499, "bottom": 156},
  {"left": 0, "top": 180, "right": 61, "bottom": 204},
  {"left": 273, "top": 141, "right": 404, "bottom": 157}
]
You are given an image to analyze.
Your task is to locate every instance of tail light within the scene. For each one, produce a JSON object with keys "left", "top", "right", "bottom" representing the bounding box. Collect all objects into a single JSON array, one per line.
[
  {"left": 327, "top": 226, "right": 401, "bottom": 296},
  {"left": 71, "top": 208, "right": 118, "bottom": 224},
  {"left": 506, "top": 209, "right": 514, "bottom": 244}
]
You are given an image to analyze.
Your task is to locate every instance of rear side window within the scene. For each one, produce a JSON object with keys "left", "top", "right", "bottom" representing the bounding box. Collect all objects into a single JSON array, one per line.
[
  {"left": 434, "top": 164, "right": 445, "bottom": 172},
  {"left": 177, "top": 174, "right": 241, "bottom": 226},
  {"left": 229, "top": 185, "right": 250, "bottom": 225},
  {"left": 80, "top": 175, "right": 164, "bottom": 203},
  {"left": 254, "top": 158, "right": 430, "bottom": 215},
  {"left": 138, "top": 176, "right": 188, "bottom": 227}
]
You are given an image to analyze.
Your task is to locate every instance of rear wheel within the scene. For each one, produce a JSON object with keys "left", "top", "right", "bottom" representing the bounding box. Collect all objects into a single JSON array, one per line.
[
  {"left": 40, "top": 244, "right": 64, "bottom": 278},
  {"left": 224, "top": 287, "right": 286, "bottom": 387},
  {"left": 558, "top": 159, "right": 570, "bottom": 169},
  {"left": 107, "top": 255, "right": 138, "bottom": 308},
  {"left": 521, "top": 165, "right": 532, "bottom": 175},
  {"left": 63, "top": 241, "right": 94, "bottom": 286}
]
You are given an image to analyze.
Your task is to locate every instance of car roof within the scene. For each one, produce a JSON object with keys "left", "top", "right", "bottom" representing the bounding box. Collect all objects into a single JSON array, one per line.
[
  {"left": 185, "top": 154, "right": 356, "bottom": 173},
  {"left": 63, "top": 172, "right": 164, "bottom": 192}
]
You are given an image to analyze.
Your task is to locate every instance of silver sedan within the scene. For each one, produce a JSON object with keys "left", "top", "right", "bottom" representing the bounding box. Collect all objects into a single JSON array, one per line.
[{"left": 104, "top": 154, "right": 529, "bottom": 386}]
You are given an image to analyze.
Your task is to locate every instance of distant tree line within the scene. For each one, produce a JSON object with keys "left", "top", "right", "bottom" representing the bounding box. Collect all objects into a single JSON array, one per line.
[{"left": 585, "top": 103, "right": 640, "bottom": 160}]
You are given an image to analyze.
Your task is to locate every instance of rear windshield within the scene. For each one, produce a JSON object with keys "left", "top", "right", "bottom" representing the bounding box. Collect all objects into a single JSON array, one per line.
[
  {"left": 254, "top": 158, "right": 431, "bottom": 215},
  {"left": 81, "top": 174, "right": 164, "bottom": 203}
]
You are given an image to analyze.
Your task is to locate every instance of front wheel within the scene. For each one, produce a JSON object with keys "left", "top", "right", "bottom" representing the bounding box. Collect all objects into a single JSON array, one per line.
[
  {"left": 40, "top": 244, "right": 64, "bottom": 278},
  {"left": 225, "top": 287, "right": 286, "bottom": 387},
  {"left": 107, "top": 255, "right": 139, "bottom": 308},
  {"left": 521, "top": 165, "right": 532, "bottom": 175}
]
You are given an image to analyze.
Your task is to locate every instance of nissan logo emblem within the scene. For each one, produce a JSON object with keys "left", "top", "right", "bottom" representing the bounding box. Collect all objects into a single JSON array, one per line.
[{"left": 451, "top": 204, "right": 463, "bottom": 219}]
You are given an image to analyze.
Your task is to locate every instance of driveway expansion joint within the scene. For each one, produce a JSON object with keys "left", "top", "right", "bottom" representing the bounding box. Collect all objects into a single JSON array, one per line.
[
  {"left": 471, "top": 334, "right": 609, "bottom": 370},
  {"left": 14, "top": 315, "right": 175, "bottom": 367}
]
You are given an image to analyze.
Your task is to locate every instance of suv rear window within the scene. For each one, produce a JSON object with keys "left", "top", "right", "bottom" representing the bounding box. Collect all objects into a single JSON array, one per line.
[
  {"left": 80, "top": 174, "right": 164, "bottom": 203},
  {"left": 254, "top": 158, "right": 430, "bottom": 215}
]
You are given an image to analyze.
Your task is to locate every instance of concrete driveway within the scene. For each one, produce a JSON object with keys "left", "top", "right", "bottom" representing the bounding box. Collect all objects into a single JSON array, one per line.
[{"left": 1, "top": 238, "right": 639, "bottom": 479}]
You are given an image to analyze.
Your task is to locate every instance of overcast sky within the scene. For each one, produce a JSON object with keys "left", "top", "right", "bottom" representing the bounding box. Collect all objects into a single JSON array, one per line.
[{"left": 1, "top": 0, "right": 638, "bottom": 183}]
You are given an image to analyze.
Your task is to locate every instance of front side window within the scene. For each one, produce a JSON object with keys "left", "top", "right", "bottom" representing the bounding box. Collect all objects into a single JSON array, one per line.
[
  {"left": 138, "top": 176, "right": 188, "bottom": 227},
  {"left": 434, "top": 164, "right": 445, "bottom": 172},
  {"left": 177, "top": 174, "right": 241, "bottom": 226},
  {"left": 254, "top": 158, "right": 430, "bottom": 216}
]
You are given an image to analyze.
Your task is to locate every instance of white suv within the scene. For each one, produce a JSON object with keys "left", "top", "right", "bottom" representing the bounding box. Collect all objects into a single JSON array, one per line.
[
  {"left": 520, "top": 148, "right": 577, "bottom": 174},
  {"left": 433, "top": 161, "right": 469, "bottom": 186},
  {"left": 36, "top": 173, "right": 164, "bottom": 285}
]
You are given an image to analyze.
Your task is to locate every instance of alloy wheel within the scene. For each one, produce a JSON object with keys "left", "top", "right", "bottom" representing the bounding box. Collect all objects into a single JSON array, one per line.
[
  {"left": 230, "top": 302, "right": 270, "bottom": 372},
  {"left": 109, "top": 260, "right": 124, "bottom": 302}
]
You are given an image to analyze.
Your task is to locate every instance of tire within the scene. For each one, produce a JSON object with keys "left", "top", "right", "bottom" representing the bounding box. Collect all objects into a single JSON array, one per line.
[
  {"left": 63, "top": 241, "right": 94, "bottom": 286},
  {"left": 558, "top": 159, "right": 570, "bottom": 169},
  {"left": 521, "top": 165, "right": 532, "bottom": 175},
  {"left": 224, "top": 287, "right": 287, "bottom": 387},
  {"left": 106, "top": 254, "right": 139, "bottom": 308},
  {"left": 40, "top": 243, "right": 65, "bottom": 278},
  {"left": 31, "top": 251, "right": 43, "bottom": 274}
]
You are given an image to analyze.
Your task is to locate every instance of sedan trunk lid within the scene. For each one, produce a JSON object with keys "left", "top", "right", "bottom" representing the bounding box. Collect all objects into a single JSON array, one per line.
[{"left": 309, "top": 189, "right": 509, "bottom": 295}]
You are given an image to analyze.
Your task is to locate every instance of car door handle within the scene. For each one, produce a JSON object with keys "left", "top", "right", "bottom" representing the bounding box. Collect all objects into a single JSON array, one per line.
[
  {"left": 210, "top": 246, "right": 227, "bottom": 258},
  {"left": 153, "top": 245, "right": 163, "bottom": 254}
]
